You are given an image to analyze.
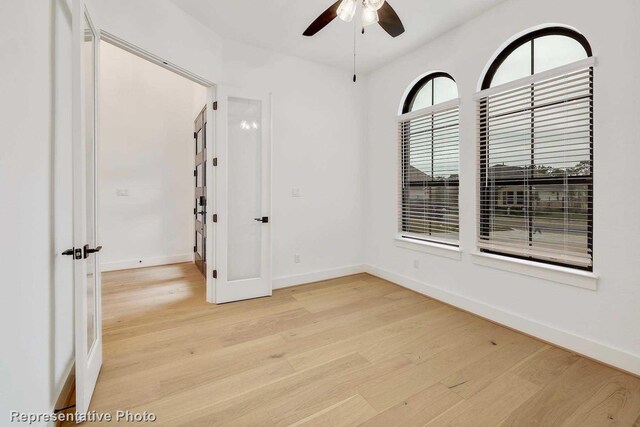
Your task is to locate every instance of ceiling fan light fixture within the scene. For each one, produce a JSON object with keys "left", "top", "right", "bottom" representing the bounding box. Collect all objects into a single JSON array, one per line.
[
  {"left": 336, "top": 0, "right": 357, "bottom": 22},
  {"left": 364, "top": 0, "right": 385, "bottom": 11},
  {"left": 362, "top": 7, "right": 379, "bottom": 26}
]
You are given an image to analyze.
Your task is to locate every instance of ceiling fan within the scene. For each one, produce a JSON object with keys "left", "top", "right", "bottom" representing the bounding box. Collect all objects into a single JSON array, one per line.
[{"left": 303, "top": 0, "right": 405, "bottom": 38}]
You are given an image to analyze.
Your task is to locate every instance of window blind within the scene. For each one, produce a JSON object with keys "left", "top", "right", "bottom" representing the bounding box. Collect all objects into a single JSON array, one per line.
[
  {"left": 477, "top": 60, "right": 594, "bottom": 269},
  {"left": 399, "top": 100, "right": 460, "bottom": 246}
]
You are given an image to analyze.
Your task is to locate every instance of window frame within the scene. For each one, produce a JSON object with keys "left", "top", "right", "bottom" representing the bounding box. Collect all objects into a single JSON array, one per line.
[
  {"left": 478, "top": 28, "right": 594, "bottom": 271},
  {"left": 402, "top": 72, "right": 457, "bottom": 114},
  {"left": 482, "top": 27, "right": 593, "bottom": 90}
]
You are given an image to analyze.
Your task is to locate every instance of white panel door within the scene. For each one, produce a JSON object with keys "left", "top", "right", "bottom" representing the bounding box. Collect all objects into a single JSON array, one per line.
[
  {"left": 214, "top": 88, "right": 271, "bottom": 303},
  {"left": 72, "top": 0, "right": 102, "bottom": 413}
]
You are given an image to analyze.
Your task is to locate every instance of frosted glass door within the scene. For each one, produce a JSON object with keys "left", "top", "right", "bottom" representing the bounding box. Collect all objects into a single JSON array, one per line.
[
  {"left": 72, "top": 0, "right": 102, "bottom": 414},
  {"left": 84, "top": 13, "right": 98, "bottom": 354},
  {"left": 214, "top": 87, "right": 271, "bottom": 304},
  {"left": 227, "top": 97, "right": 262, "bottom": 281}
]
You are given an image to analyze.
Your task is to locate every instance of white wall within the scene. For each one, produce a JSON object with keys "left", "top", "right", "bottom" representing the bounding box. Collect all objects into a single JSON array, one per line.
[
  {"left": 0, "top": 0, "right": 75, "bottom": 421},
  {"left": 99, "top": 41, "right": 206, "bottom": 271},
  {"left": 364, "top": 0, "right": 640, "bottom": 374}
]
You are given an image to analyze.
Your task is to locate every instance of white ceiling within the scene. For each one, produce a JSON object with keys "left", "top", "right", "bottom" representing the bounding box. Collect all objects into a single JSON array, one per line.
[{"left": 169, "top": 0, "right": 506, "bottom": 72}]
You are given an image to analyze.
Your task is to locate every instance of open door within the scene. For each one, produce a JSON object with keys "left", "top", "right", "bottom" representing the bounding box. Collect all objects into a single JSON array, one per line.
[
  {"left": 214, "top": 89, "right": 272, "bottom": 303},
  {"left": 194, "top": 106, "right": 208, "bottom": 276},
  {"left": 72, "top": 0, "right": 102, "bottom": 413}
]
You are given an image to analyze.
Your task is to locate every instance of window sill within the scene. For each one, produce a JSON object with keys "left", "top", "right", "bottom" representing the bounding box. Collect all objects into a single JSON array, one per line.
[
  {"left": 394, "top": 236, "right": 462, "bottom": 260},
  {"left": 471, "top": 252, "right": 598, "bottom": 291}
]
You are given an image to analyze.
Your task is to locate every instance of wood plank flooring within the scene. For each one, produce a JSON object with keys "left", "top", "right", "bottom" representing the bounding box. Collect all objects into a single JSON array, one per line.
[{"left": 76, "top": 263, "right": 640, "bottom": 426}]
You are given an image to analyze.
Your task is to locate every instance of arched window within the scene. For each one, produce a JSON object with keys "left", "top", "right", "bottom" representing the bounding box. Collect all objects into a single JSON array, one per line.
[
  {"left": 398, "top": 73, "right": 460, "bottom": 246},
  {"left": 477, "top": 27, "right": 594, "bottom": 271},
  {"left": 482, "top": 27, "right": 592, "bottom": 89},
  {"left": 402, "top": 73, "right": 458, "bottom": 114}
]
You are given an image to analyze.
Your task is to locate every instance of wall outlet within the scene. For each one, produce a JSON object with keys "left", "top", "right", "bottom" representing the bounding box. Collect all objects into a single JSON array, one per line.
[
  {"left": 294, "top": 254, "right": 301, "bottom": 264},
  {"left": 116, "top": 188, "right": 130, "bottom": 197},
  {"left": 413, "top": 259, "right": 419, "bottom": 269},
  {"left": 291, "top": 188, "right": 300, "bottom": 198}
]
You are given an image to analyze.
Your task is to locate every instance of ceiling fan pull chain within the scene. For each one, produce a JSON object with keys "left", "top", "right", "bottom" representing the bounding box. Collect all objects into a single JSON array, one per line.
[{"left": 353, "top": 17, "right": 357, "bottom": 82}]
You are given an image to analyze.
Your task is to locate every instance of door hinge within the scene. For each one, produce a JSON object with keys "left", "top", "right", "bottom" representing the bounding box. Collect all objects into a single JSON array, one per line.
[
  {"left": 212, "top": 214, "right": 218, "bottom": 223},
  {"left": 212, "top": 269, "right": 217, "bottom": 279},
  {"left": 212, "top": 157, "right": 218, "bottom": 167},
  {"left": 193, "top": 245, "right": 197, "bottom": 253},
  {"left": 213, "top": 101, "right": 218, "bottom": 111},
  {"left": 193, "top": 208, "right": 197, "bottom": 215},
  {"left": 193, "top": 131, "right": 197, "bottom": 139},
  {"left": 193, "top": 169, "right": 197, "bottom": 177}
]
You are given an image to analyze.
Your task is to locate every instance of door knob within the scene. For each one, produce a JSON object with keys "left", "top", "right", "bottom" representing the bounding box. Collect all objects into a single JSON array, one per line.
[
  {"left": 83, "top": 244, "right": 103, "bottom": 259},
  {"left": 254, "top": 217, "right": 269, "bottom": 223}
]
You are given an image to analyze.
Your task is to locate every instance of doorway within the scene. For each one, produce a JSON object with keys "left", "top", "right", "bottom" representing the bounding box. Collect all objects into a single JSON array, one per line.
[{"left": 98, "top": 41, "right": 208, "bottom": 277}]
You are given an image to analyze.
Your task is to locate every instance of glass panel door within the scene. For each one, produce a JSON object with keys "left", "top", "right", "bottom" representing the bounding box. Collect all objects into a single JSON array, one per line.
[
  {"left": 73, "top": 0, "right": 102, "bottom": 413},
  {"left": 84, "top": 13, "right": 98, "bottom": 354},
  {"left": 214, "top": 88, "right": 271, "bottom": 304},
  {"left": 227, "top": 97, "right": 262, "bottom": 281}
]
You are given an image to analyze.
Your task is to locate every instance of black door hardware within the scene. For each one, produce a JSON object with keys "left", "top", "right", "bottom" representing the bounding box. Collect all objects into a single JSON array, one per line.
[
  {"left": 254, "top": 217, "right": 269, "bottom": 223},
  {"left": 62, "top": 248, "right": 83, "bottom": 260},
  {"left": 83, "top": 244, "right": 103, "bottom": 259}
]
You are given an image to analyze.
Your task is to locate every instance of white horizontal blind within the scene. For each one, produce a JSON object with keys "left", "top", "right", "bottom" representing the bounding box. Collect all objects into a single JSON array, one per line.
[
  {"left": 399, "top": 102, "right": 460, "bottom": 246},
  {"left": 477, "top": 64, "right": 593, "bottom": 269}
]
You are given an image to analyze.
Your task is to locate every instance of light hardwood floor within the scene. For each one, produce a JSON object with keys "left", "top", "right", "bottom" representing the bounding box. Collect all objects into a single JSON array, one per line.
[{"left": 76, "top": 263, "right": 640, "bottom": 426}]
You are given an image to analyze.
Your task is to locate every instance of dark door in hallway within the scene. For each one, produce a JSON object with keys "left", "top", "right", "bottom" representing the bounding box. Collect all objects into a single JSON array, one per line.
[{"left": 194, "top": 106, "right": 207, "bottom": 276}]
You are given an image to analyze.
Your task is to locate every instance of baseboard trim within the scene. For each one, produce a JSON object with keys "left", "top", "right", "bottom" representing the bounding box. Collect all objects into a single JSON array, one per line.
[
  {"left": 50, "top": 362, "right": 75, "bottom": 427},
  {"left": 272, "top": 265, "right": 366, "bottom": 289},
  {"left": 101, "top": 254, "right": 194, "bottom": 272},
  {"left": 364, "top": 264, "right": 640, "bottom": 377}
]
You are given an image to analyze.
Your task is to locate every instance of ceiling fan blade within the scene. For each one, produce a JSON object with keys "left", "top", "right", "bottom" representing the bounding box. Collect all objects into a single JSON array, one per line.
[
  {"left": 378, "top": 2, "right": 405, "bottom": 37},
  {"left": 303, "top": 0, "right": 343, "bottom": 36}
]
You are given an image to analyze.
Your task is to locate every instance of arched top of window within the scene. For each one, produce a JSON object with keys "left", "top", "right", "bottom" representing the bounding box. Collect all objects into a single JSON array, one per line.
[
  {"left": 402, "top": 72, "right": 458, "bottom": 114},
  {"left": 482, "top": 27, "right": 592, "bottom": 89}
]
